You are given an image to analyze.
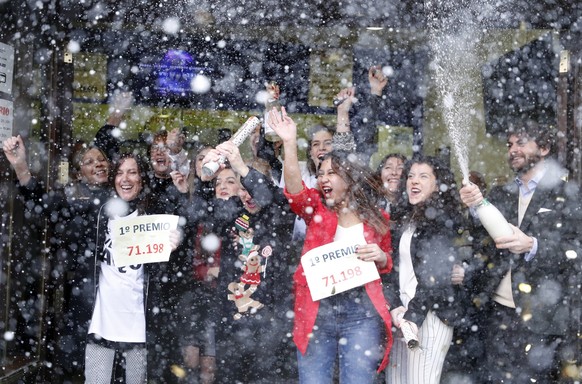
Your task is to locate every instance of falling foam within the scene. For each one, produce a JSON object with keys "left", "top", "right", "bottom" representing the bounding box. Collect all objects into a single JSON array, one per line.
[
  {"left": 67, "top": 40, "right": 81, "bottom": 54},
  {"left": 162, "top": 17, "right": 181, "bottom": 35},
  {"left": 426, "top": 0, "right": 496, "bottom": 181},
  {"left": 255, "top": 90, "right": 270, "bottom": 105},
  {"left": 191, "top": 75, "right": 212, "bottom": 94},
  {"left": 105, "top": 197, "right": 129, "bottom": 218},
  {"left": 382, "top": 66, "right": 394, "bottom": 77},
  {"left": 201, "top": 233, "right": 220, "bottom": 252}
]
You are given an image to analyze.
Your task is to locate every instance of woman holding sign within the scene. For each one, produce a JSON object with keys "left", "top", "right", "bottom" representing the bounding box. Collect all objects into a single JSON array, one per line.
[
  {"left": 384, "top": 156, "right": 466, "bottom": 384},
  {"left": 86, "top": 153, "right": 181, "bottom": 384},
  {"left": 268, "top": 108, "right": 393, "bottom": 384}
]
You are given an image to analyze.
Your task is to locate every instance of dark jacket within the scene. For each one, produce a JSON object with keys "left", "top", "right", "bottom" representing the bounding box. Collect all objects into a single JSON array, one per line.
[
  {"left": 214, "top": 167, "right": 295, "bottom": 310},
  {"left": 385, "top": 214, "right": 466, "bottom": 327},
  {"left": 179, "top": 167, "right": 296, "bottom": 383},
  {"left": 351, "top": 93, "right": 382, "bottom": 163},
  {"left": 142, "top": 178, "right": 195, "bottom": 382},
  {"left": 468, "top": 161, "right": 582, "bottom": 336},
  {"left": 17, "top": 177, "right": 113, "bottom": 373}
]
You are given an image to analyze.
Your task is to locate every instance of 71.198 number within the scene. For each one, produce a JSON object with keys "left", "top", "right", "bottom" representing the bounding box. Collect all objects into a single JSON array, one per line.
[
  {"left": 127, "top": 243, "right": 164, "bottom": 256},
  {"left": 322, "top": 266, "right": 362, "bottom": 287}
]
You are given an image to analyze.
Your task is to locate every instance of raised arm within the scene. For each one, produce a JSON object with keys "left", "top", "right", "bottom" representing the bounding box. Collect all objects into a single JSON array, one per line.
[
  {"left": 167, "top": 128, "right": 190, "bottom": 177},
  {"left": 267, "top": 107, "right": 303, "bottom": 195},
  {"left": 369, "top": 65, "right": 388, "bottom": 97},
  {"left": 2, "top": 135, "right": 32, "bottom": 185},
  {"left": 106, "top": 91, "right": 133, "bottom": 127},
  {"left": 95, "top": 91, "right": 133, "bottom": 160},
  {"left": 335, "top": 86, "right": 356, "bottom": 134},
  {"left": 350, "top": 66, "right": 389, "bottom": 163},
  {"left": 333, "top": 67, "right": 388, "bottom": 161}
]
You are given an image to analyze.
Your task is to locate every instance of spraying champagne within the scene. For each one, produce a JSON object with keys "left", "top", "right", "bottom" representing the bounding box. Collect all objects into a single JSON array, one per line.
[
  {"left": 462, "top": 178, "right": 513, "bottom": 239},
  {"left": 202, "top": 116, "right": 261, "bottom": 177}
]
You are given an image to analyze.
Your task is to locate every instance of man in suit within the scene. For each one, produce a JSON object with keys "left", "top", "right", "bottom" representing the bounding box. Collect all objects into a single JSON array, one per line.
[{"left": 460, "top": 120, "right": 581, "bottom": 383}]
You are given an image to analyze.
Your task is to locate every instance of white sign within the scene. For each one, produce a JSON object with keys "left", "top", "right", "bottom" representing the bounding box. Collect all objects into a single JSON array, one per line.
[
  {"left": 301, "top": 239, "right": 380, "bottom": 301},
  {"left": 111, "top": 214, "right": 179, "bottom": 267},
  {"left": 0, "top": 99, "right": 13, "bottom": 144},
  {"left": 0, "top": 43, "right": 14, "bottom": 95}
]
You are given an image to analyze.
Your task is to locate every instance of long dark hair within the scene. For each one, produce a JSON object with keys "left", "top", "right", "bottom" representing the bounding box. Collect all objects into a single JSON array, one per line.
[
  {"left": 110, "top": 152, "right": 151, "bottom": 213},
  {"left": 320, "top": 150, "right": 389, "bottom": 235},
  {"left": 392, "top": 155, "right": 464, "bottom": 232}
]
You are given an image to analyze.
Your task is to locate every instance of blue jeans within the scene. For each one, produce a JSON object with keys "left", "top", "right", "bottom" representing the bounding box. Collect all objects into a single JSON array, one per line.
[{"left": 297, "top": 288, "right": 383, "bottom": 384}]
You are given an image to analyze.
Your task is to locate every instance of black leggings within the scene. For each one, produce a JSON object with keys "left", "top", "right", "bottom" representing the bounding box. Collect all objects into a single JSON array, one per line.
[{"left": 84, "top": 335, "right": 147, "bottom": 384}]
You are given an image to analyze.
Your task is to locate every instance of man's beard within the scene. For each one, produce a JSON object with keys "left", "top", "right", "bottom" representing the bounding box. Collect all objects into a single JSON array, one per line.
[{"left": 510, "top": 153, "right": 542, "bottom": 176}]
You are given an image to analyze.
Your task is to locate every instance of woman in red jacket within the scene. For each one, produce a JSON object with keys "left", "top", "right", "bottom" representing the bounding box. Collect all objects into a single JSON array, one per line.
[{"left": 269, "top": 108, "right": 393, "bottom": 384}]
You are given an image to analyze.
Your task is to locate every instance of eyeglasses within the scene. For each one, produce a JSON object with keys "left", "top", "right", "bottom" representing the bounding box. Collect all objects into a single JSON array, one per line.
[
  {"left": 81, "top": 157, "right": 107, "bottom": 167},
  {"left": 151, "top": 143, "right": 168, "bottom": 152}
]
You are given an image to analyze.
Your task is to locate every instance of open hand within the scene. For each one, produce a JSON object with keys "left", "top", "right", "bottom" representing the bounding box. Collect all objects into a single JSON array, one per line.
[
  {"left": 267, "top": 107, "right": 297, "bottom": 143},
  {"left": 335, "top": 87, "right": 356, "bottom": 113}
]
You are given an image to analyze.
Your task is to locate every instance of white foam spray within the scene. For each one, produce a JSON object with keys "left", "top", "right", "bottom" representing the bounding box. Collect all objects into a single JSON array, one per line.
[{"left": 425, "top": 0, "right": 494, "bottom": 182}]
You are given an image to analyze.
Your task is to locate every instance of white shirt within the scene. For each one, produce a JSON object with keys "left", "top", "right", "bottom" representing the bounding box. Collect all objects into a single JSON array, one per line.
[
  {"left": 398, "top": 224, "right": 418, "bottom": 308},
  {"left": 88, "top": 210, "right": 146, "bottom": 343},
  {"left": 333, "top": 222, "right": 365, "bottom": 244}
]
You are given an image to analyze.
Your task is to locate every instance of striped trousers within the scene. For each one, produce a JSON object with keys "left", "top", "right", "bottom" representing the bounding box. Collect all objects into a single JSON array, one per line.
[{"left": 386, "top": 310, "right": 453, "bottom": 384}]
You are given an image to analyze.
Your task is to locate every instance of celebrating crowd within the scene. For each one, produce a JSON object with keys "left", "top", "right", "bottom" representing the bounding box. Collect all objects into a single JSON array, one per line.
[{"left": 2, "top": 66, "right": 581, "bottom": 384}]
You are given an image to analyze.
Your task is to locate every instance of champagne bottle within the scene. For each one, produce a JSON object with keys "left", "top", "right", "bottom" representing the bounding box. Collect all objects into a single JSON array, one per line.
[
  {"left": 475, "top": 198, "right": 514, "bottom": 239},
  {"left": 263, "top": 81, "right": 282, "bottom": 142}
]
